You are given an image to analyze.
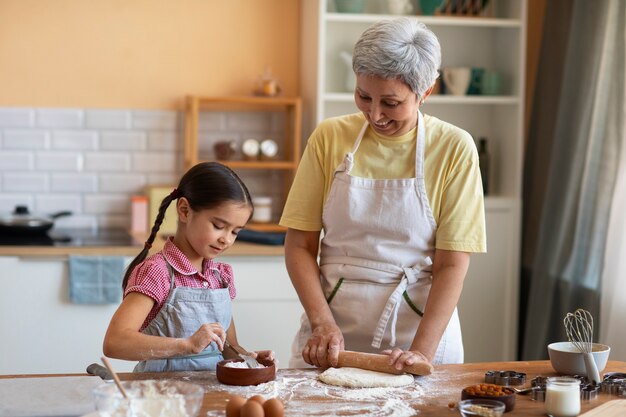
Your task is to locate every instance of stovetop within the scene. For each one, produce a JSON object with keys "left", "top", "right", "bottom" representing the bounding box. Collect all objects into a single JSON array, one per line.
[{"left": 0, "top": 228, "right": 137, "bottom": 247}]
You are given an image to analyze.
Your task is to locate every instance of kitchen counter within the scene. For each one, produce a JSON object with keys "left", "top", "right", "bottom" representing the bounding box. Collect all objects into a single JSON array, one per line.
[
  {"left": 0, "top": 231, "right": 285, "bottom": 257},
  {"left": 3, "top": 360, "right": 626, "bottom": 416}
]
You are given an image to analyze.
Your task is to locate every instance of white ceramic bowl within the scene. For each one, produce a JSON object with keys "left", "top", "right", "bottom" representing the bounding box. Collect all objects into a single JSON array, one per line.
[
  {"left": 548, "top": 341, "right": 611, "bottom": 375},
  {"left": 93, "top": 380, "right": 204, "bottom": 417}
]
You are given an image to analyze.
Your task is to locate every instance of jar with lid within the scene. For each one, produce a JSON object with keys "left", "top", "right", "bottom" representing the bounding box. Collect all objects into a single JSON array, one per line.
[
  {"left": 545, "top": 377, "right": 580, "bottom": 417},
  {"left": 252, "top": 197, "right": 273, "bottom": 223}
]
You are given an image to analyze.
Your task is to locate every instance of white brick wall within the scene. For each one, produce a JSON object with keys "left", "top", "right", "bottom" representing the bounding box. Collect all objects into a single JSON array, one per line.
[{"left": 0, "top": 107, "right": 285, "bottom": 230}]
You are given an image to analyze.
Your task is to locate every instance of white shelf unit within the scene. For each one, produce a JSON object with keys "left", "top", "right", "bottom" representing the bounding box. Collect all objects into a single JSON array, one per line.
[{"left": 300, "top": 0, "right": 527, "bottom": 362}]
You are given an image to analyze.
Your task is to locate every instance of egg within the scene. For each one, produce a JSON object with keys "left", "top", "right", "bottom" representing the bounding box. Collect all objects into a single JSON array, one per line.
[
  {"left": 263, "top": 397, "right": 285, "bottom": 417},
  {"left": 240, "top": 399, "right": 264, "bottom": 417},
  {"left": 225, "top": 395, "right": 246, "bottom": 417},
  {"left": 248, "top": 394, "right": 265, "bottom": 405}
]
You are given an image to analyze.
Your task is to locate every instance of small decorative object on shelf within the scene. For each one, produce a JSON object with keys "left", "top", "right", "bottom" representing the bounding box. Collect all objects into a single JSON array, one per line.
[
  {"left": 252, "top": 196, "right": 273, "bottom": 223},
  {"left": 254, "top": 66, "right": 281, "bottom": 97},
  {"left": 433, "top": 0, "right": 493, "bottom": 17},
  {"left": 387, "top": 0, "right": 413, "bottom": 15},
  {"left": 241, "top": 138, "right": 260, "bottom": 161},
  {"left": 334, "top": 0, "right": 367, "bottom": 13},
  {"left": 419, "top": 0, "right": 445, "bottom": 15},
  {"left": 260, "top": 139, "right": 279, "bottom": 160},
  {"left": 477, "top": 137, "right": 490, "bottom": 195},
  {"left": 213, "top": 140, "right": 238, "bottom": 160}
]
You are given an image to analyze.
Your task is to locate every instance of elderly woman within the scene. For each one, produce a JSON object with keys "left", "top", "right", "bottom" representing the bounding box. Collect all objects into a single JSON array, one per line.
[{"left": 279, "top": 18, "right": 486, "bottom": 371}]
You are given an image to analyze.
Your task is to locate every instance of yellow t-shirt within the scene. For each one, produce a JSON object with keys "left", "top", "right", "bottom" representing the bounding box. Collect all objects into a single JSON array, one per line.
[{"left": 280, "top": 112, "right": 486, "bottom": 253}]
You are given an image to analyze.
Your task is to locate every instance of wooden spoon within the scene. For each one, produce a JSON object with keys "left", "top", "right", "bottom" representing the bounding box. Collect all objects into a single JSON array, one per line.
[{"left": 101, "top": 356, "right": 128, "bottom": 399}]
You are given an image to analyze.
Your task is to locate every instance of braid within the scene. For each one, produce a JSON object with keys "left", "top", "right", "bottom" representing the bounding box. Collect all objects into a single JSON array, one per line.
[
  {"left": 121, "top": 193, "right": 177, "bottom": 290},
  {"left": 121, "top": 161, "right": 253, "bottom": 291}
]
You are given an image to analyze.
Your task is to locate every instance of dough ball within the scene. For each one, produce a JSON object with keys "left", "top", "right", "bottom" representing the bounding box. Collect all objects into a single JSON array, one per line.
[{"left": 319, "top": 366, "right": 414, "bottom": 388}]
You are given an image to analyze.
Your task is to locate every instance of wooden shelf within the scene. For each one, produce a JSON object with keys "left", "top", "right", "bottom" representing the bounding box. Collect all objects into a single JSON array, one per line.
[
  {"left": 246, "top": 223, "right": 287, "bottom": 232},
  {"left": 184, "top": 95, "right": 302, "bottom": 227}
]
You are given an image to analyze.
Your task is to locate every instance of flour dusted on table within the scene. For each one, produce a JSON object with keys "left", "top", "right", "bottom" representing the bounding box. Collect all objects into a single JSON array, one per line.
[{"left": 318, "top": 367, "right": 414, "bottom": 388}]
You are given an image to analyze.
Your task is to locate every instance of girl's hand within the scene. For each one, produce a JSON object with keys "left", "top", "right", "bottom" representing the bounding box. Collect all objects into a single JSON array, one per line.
[
  {"left": 382, "top": 348, "right": 431, "bottom": 371},
  {"left": 252, "top": 350, "right": 275, "bottom": 362},
  {"left": 303, "top": 322, "right": 344, "bottom": 368},
  {"left": 187, "top": 323, "right": 226, "bottom": 354}
]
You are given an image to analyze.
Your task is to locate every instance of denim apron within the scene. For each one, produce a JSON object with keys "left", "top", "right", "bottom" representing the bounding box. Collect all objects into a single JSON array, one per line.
[
  {"left": 134, "top": 257, "right": 232, "bottom": 372},
  {"left": 290, "top": 111, "right": 463, "bottom": 367}
]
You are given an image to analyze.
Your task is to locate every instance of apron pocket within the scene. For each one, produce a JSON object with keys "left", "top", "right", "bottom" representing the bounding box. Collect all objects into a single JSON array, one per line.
[{"left": 402, "top": 290, "right": 424, "bottom": 317}]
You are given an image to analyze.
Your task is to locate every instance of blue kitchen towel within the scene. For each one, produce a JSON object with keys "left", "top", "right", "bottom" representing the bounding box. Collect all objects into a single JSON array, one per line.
[{"left": 69, "top": 256, "right": 125, "bottom": 304}]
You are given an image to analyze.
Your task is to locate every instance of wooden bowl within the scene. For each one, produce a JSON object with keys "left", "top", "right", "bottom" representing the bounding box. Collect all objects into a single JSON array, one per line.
[
  {"left": 216, "top": 358, "right": 276, "bottom": 386},
  {"left": 461, "top": 383, "right": 516, "bottom": 412}
]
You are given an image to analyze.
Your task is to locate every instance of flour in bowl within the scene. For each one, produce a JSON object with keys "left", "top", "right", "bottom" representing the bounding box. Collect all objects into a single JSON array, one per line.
[{"left": 224, "top": 361, "right": 266, "bottom": 369}]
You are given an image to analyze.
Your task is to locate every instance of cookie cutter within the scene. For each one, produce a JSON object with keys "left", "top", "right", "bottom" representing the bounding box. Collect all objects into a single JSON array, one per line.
[
  {"left": 530, "top": 376, "right": 547, "bottom": 401},
  {"left": 600, "top": 373, "right": 626, "bottom": 395},
  {"left": 580, "top": 384, "right": 600, "bottom": 400},
  {"left": 530, "top": 386, "right": 546, "bottom": 401},
  {"left": 484, "top": 370, "right": 527, "bottom": 386}
]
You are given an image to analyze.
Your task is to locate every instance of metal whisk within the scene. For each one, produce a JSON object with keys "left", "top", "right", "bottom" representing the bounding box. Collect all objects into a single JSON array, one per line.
[{"left": 563, "top": 308, "right": 600, "bottom": 384}]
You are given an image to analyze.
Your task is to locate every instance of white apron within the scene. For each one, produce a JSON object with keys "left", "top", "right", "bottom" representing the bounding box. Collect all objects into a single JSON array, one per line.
[{"left": 290, "top": 111, "right": 463, "bottom": 367}]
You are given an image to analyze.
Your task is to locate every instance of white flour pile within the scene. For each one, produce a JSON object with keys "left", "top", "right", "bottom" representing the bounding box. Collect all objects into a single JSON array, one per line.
[
  {"left": 224, "top": 361, "right": 266, "bottom": 369},
  {"left": 97, "top": 381, "right": 192, "bottom": 417}
]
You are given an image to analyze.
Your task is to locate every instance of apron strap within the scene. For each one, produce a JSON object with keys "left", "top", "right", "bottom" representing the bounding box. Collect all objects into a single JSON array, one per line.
[
  {"left": 371, "top": 259, "right": 432, "bottom": 348},
  {"left": 336, "top": 121, "right": 369, "bottom": 174}
]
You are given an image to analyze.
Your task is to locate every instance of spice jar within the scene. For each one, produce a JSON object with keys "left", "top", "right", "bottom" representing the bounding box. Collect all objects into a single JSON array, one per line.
[
  {"left": 545, "top": 377, "right": 580, "bottom": 417},
  {"left": 252, "top": 197, "right": 272, "bottom": 223}
]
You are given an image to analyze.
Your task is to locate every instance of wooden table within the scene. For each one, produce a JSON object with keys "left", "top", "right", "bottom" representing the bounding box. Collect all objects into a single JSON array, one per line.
[
  {"left": 123, "top": 360, "right": 626, "bottom": 416},
  {"left": 3, "top": 360, "right": 626, "bottom": 416}
]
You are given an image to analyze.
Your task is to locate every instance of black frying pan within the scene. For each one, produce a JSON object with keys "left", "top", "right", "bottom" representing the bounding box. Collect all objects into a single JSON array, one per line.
[{"left": 0, "top": 205, "right": 72, "bottom": 235}]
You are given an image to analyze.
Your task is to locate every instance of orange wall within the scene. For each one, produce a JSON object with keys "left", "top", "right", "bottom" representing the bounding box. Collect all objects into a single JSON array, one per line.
[{"left": 0, "top": 0, "right": 300, "bottom": 110}]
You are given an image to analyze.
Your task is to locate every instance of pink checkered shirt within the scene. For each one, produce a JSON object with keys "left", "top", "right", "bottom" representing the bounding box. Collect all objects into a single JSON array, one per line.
[{"left": 125, "top": 237, "right": 236, "bottom": 330}]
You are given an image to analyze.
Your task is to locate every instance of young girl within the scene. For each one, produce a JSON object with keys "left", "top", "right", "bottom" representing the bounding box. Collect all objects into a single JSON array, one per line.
[{"left": 103, "top": 162, "right": 274, "bottom": 372}]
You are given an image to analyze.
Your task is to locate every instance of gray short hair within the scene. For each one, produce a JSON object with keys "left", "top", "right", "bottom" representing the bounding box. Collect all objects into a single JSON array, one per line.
[{"left": 352, "top": 18, "right": 441, "bottom": 98}]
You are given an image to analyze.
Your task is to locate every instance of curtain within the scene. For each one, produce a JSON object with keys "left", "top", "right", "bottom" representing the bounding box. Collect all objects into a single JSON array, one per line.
[
  {"left": 600, "top": 67, "right": 626, "bottom": 360},
  {"left": 520, "top": 0, "right": 625, "bottom": 360}
]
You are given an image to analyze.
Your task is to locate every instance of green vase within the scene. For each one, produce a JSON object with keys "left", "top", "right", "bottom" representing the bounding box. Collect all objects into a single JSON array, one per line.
[
  {"left": 335, "top": 0, "right": 367, "bottom": 13},
  {"left": 419, "top": 0, "right": 444, "bottom": 15}
]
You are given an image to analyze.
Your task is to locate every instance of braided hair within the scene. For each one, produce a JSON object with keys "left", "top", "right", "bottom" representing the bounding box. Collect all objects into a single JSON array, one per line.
[{"left": 121, "top": 162, "right": 253, "bottom": 290}]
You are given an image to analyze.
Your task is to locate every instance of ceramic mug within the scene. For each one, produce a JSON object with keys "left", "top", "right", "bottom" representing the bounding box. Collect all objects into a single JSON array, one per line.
[
  {"left": 467, "top": 67, "right": 485, "bottom": 95},
  {"left": 387, "top": 0, "right": 413, "bottom": 14},
  {"left": 419, "top": 0, "right": 445, "bottom": 15},
  {"left": 481, "top": 70, "right": 502, "bottom": 95},
  {"left": 335, "top": 0, "right": 367, "bottom": 13},
  {"left": 442, "top": 67, "right": 471, "bottom": 96}
]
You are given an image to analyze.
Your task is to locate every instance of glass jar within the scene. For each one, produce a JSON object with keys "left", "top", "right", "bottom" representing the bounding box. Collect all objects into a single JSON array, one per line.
[
  {"left": 252, "top": 197, "right": 272, "bottom": 223},
  {"left": 545, "top": 377, "right": 580, "bottom": 417}
]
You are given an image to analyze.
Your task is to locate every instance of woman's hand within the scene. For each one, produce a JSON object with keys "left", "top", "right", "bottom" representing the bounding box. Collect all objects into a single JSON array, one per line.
[
  {"left": 382, "top": 347, "right": 431, "bottom": 371},
  {"left": 303, "top": 322, "right": 345, "bottom": 368},
  {"left": 187, "top": 323, "right": 226, "bottom": 354}
]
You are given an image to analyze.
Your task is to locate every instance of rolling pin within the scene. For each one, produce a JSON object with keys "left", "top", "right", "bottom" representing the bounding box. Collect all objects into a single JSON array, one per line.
[{"left": 336, "top": 350, "right": 433, "bottom": 376}]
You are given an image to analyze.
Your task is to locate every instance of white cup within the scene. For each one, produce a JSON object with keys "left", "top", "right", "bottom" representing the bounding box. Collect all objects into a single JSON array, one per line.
[
  {"left": 442, "top": 67, "right": 471, "bottom": 96},
  {"left": 387, "top": 0, "right": 413, "bottom": 14}
]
